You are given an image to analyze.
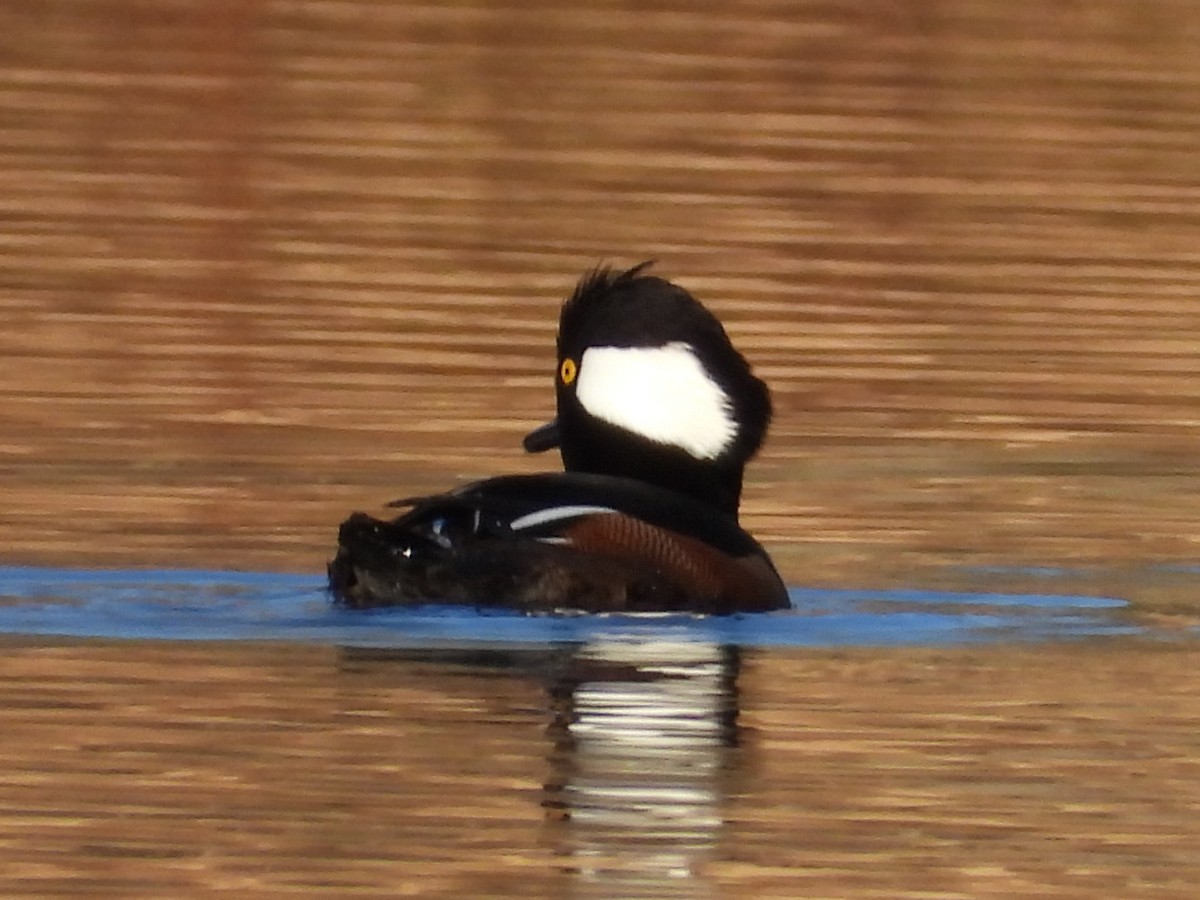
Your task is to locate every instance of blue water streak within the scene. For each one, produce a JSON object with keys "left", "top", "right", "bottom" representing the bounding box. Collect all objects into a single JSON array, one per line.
[{"left": 0, "top": 565, "right": 1143, "bottom": 649}]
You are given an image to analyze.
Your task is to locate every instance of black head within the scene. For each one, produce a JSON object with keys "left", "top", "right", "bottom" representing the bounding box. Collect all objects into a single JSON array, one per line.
[{"left": 523, "top": 262, "right": 772, "bottom": 517}]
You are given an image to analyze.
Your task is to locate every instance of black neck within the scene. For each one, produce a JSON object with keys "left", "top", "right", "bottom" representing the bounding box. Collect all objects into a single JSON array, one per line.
[{"left": 558, "top": 413, "right": 744, "bottom": 518}]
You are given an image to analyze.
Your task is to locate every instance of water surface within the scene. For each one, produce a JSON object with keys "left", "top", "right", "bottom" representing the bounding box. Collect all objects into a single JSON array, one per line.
[
  {"left": 0, "top": 564, "right": 1145, "bottom": 648},
  {"left": 4, "top": 0, "right": 1200, "bottom": 896},
  {"left": 1, "top": 569, "right": 1195, "bottom": 897},
  {"left": 1, "top": 596, "right": 1197, "bottom": 898}
]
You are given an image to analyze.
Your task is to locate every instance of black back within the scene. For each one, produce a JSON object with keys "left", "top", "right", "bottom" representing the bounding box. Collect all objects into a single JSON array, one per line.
[{"left": 406, "top": 472, "right": 771, "bottom": 559}]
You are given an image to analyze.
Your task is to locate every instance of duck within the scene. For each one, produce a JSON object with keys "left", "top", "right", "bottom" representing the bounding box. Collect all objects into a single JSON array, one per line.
[{"left": 327, "top": 262, "right": 789, "bottom": 614}]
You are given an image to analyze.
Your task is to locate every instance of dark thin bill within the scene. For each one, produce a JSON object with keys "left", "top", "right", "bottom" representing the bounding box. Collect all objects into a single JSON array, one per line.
[{"left": 523, "top": 419, "right": 561, "bottom": 453}]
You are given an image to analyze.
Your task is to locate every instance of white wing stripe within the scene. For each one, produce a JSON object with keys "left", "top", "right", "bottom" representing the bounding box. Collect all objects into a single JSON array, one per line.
[{"left": 510, "top": 505, "right": 616, "bottom": 532}]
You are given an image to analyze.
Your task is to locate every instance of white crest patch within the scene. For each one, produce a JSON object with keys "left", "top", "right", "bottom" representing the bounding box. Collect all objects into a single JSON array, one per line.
[{"left": 574, "top": 342, "right": 737, "bottom": 460}]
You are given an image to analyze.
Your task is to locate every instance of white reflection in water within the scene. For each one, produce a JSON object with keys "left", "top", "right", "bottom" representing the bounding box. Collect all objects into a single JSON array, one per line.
[{"left": 546, "top": 639, "right": 738, "bottom": 898}]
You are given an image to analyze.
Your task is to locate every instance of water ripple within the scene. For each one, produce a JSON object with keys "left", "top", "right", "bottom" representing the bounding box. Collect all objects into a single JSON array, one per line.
[{"left": 0, "top": 565, "right": 1142, "bottom": 648}]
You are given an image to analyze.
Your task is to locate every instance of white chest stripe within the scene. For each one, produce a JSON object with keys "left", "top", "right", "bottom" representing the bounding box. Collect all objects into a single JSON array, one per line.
[
  {"left": 510, "top": 504, "right": 616, "bottom": 532},
  {"left": 575, "top": 342, "right": 737, "bottom": 460}
]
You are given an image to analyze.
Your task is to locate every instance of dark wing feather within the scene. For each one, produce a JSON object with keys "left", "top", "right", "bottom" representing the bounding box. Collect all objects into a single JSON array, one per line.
[
  {"left": 332, "top": 472, "right": 787, "bottom": 613},
  {"left": 440, "top": 472, "right": 769, "bottom": 558}
]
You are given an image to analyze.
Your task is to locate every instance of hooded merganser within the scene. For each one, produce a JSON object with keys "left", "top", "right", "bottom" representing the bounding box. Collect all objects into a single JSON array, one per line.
[{"left": 328, "top": 262, "right": 789, "bottom": 614}]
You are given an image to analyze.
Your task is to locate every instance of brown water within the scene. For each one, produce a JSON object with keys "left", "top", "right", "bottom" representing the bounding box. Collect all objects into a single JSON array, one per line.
[
  {"left": 2, "top": 0, "right": 1200, "bottom": 896},
  {"left": 2, "top": 638, "right": 1199, "bottom": 898}
]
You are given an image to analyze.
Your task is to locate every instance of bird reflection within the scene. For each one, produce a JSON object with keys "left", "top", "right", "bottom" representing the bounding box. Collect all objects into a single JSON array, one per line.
[
  {"left": 543, "top": 639, "right": 739, "bottom": 897},
  {"left": 340, "top": 637, "right": 741, "bottom": 898}
]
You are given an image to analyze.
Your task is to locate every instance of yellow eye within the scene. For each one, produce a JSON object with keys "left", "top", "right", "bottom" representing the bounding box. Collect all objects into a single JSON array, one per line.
[{"left": 559, "top": 357, "right": 578, "bottom": 385}]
